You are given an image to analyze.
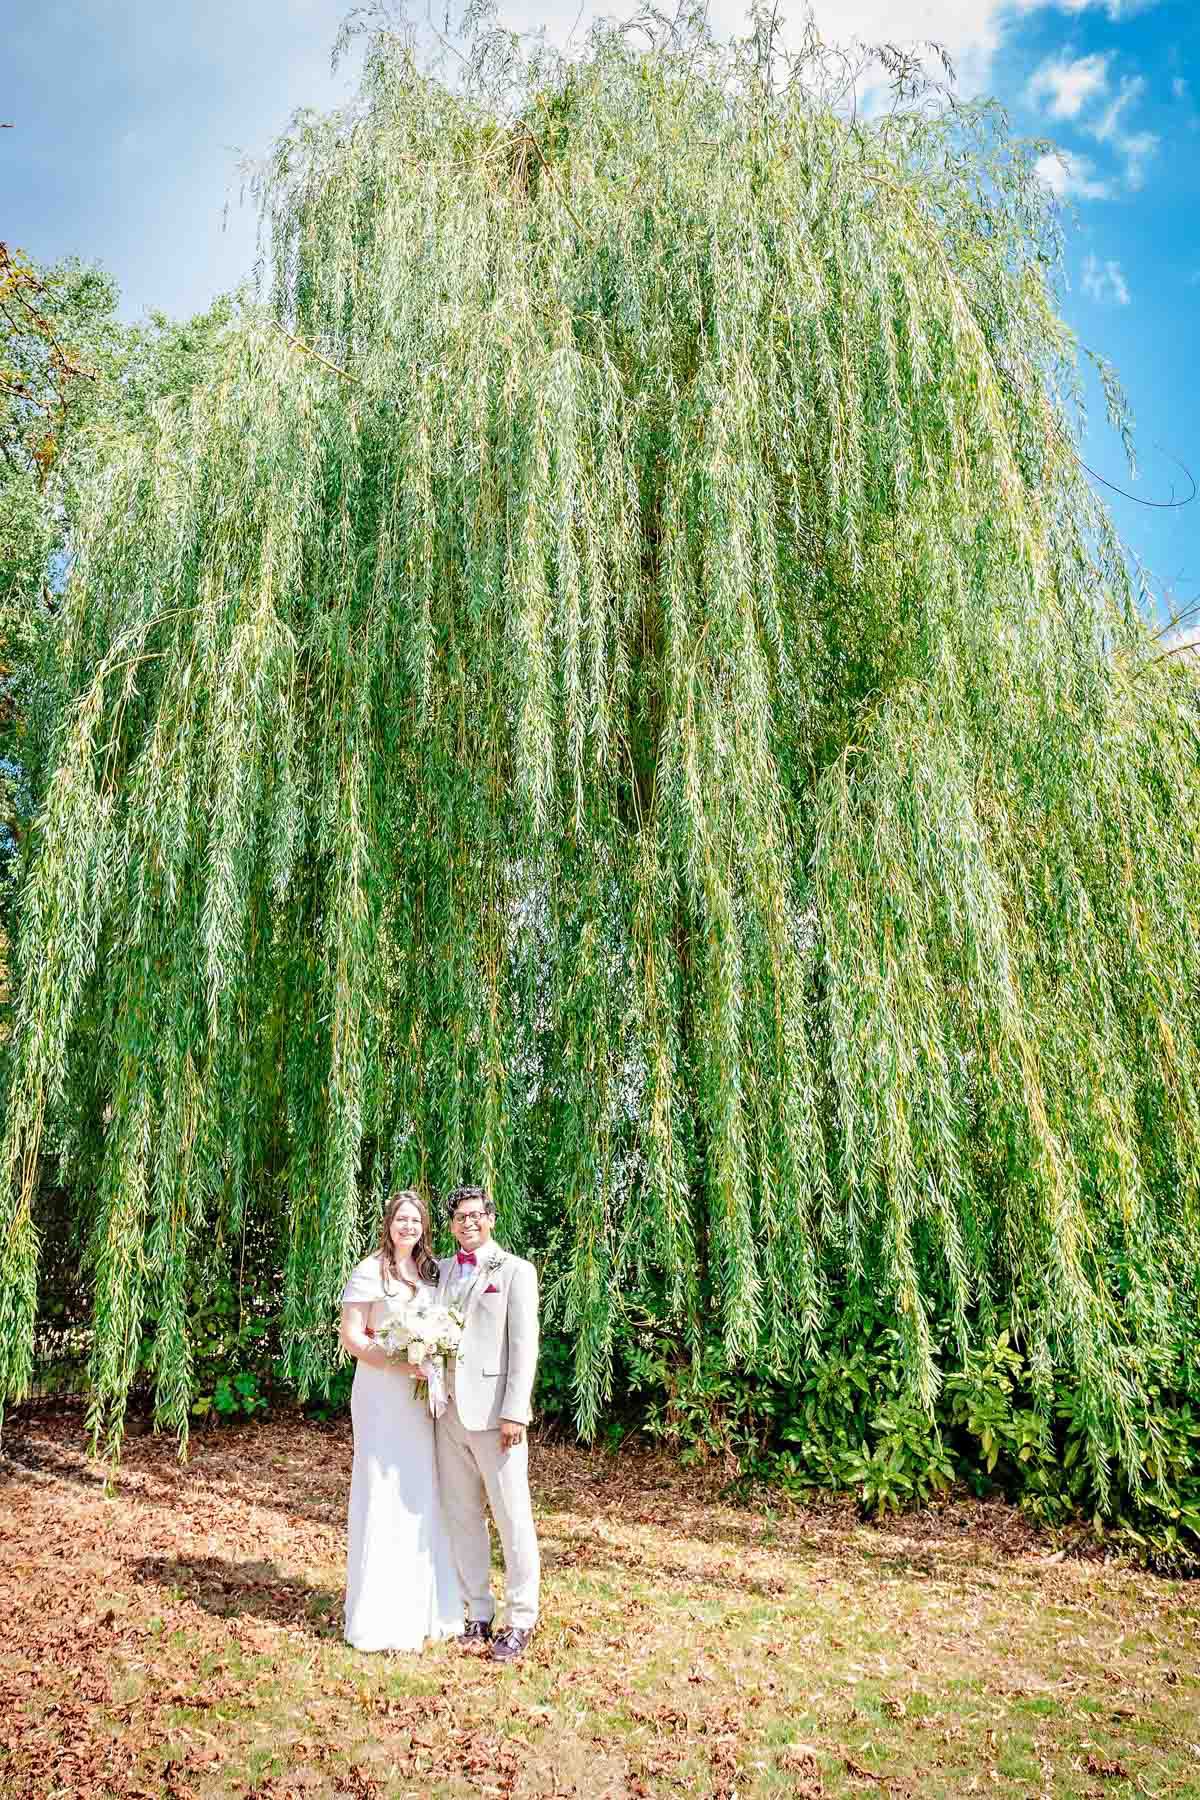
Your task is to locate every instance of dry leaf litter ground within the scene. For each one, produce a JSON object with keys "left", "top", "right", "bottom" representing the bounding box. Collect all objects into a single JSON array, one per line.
[{"left": 1, "top": 1407, "right": 1198, "bottom": 1799}]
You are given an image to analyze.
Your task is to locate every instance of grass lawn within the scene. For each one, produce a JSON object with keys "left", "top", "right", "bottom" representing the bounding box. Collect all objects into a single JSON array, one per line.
[{"left": 1, "top": 1408, "right": 1198, "bottom": 1799}]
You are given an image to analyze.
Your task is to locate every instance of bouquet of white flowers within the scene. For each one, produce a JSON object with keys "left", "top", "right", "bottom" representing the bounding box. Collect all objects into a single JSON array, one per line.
[{"left": 375, "top": 1296, "right": 465, "bottom": 1416}]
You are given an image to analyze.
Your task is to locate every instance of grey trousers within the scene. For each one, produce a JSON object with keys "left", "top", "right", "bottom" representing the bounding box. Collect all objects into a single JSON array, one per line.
[{"left": 435, "top": 1395, "right": 540, "bottom": 1631}]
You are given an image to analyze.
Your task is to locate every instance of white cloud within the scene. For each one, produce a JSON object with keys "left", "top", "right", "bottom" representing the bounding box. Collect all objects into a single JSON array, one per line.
[
  {"left": 1013, "top": 0, "right": 1157, "bottom": 16},
  {"left": 1022, "top": 64, "right": 1162, "bottom": 197},
  {"left": 1089, "top": 73, "right": 1145, "bottom": 140},
  {"left": 1081, "top": 252, "right": 1130, "bottom": 303},
  {"left": 1113, "top": 127, "right": 1159, "bottom": 189},
  {"left": 1027, "top": 51, "right": 1111, "bottom": 118},
  {"left": 1034, "top": 149, "right": 1112, "bottom": 200},
  {"left": 1085, "top": 75, "right": 1160, "bottom": 188},
  {"left": 1172, "top": 76, "right": 1190, "bottom": 101}
]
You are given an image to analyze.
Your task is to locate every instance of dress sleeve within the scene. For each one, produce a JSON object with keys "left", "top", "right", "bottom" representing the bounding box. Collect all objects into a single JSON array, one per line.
[{"left": 340, "top": 1256, "right": 384, "bottom": 1306}]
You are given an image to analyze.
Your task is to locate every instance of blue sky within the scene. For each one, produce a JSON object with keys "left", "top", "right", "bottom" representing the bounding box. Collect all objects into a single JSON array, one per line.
[{"left": 3, "top": 0, "right": 1197, "bottom": 614}]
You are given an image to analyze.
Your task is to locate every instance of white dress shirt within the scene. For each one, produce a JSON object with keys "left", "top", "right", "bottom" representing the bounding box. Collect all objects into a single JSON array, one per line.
[{"left": 445, "top": 1251, "right": 480, "bottom": 1309}]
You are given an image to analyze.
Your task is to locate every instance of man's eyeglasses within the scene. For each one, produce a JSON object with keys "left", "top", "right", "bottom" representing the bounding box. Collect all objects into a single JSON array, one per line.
[{"left": 453, "top": 1209, "right": 489, "bottom": 1226}]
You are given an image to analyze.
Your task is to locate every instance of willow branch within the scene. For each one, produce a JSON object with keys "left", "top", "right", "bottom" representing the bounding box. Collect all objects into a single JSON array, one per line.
[{"left": 270, "top": 320, "right": 359, "bottom": 384}]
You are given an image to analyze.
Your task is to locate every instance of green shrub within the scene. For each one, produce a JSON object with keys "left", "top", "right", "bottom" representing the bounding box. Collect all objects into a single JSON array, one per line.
[{"left": 608, "top": 1299, "right": 1200, "bottom": 1571}]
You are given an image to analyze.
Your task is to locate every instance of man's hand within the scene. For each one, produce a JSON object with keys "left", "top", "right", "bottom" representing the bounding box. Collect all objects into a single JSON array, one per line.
[{"left": 499, "top": 1419, "right": 526, "bottom": 1452}]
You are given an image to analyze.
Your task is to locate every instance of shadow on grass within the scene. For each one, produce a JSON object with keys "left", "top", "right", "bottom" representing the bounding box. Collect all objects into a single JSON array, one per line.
[
  {"left": 2, "top": 1410, "right": 349, "bottom": 1533},
  {"left": 131, "top": 1552, "right": 343, "bottom": 1638},
  {"left": 1, "top": 1427, "right": 112, "bottom": 1490},
  {"left": 541, "top": 1534, "right": 810, "bottom": 1598}
]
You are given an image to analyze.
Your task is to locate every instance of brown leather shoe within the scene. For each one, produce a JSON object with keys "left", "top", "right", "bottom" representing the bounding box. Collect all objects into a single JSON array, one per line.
[
  {"left": 457, "top": 1619, "right": 493, "bottom": 1647},
  {"left": 489, "top": 1625, "right": 532, "bottom": 1664}
]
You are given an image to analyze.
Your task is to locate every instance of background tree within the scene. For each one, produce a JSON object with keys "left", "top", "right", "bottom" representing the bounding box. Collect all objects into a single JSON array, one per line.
[
  {"left": 0, "top": 248, "right": 122, "bottom": 921},
  {"left": 1, "top": 7, "right": 1198, "bottom": 1529},
  {"left": 0, "top": 246, "right": 235, "bottom": 1005}
]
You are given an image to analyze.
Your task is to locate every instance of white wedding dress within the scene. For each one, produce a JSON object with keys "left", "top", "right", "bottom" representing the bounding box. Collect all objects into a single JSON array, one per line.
[{"left": 341, "top": 1257, "right": 463, "bottom": 1651}]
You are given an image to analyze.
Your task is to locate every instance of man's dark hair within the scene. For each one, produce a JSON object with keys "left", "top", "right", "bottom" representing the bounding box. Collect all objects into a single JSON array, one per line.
[{"left": 446, "top": 1183, "right": 496, "bottom": 1220}]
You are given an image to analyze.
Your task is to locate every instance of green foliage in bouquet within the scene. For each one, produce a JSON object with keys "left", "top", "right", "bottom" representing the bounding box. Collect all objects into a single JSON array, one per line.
[{"left": 2, "top": 0, "right": 1199, "bottom": 1508}]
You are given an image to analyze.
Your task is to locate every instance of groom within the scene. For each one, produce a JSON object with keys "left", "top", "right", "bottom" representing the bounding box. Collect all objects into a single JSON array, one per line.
[{"left": 436, "top": 1184, "right": 540, "bottom": 1664}]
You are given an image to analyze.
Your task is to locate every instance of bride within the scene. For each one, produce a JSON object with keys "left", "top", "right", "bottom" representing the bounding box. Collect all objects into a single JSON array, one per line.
[{"left": 339, "top": 1189, "right": 463, "bottom": 1651}]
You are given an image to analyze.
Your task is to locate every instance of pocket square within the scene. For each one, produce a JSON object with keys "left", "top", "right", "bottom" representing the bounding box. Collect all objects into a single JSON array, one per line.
[{"left": 484, "top": 1283, "right": 501, "bottom": 1294}]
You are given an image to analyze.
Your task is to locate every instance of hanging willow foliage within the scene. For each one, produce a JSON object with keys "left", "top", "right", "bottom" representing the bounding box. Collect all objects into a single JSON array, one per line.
[{"left": 2, "top": 9, "right": 1199, "bottom": 1471}]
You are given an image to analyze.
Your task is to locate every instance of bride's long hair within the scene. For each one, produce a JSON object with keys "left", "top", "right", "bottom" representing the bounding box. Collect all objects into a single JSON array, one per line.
[{"left": 378, "top": 1188, "right": 439, "bottom": 1290}]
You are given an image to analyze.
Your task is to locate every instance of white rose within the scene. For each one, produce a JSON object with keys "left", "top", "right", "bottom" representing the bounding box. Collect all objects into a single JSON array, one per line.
[{"left": 407, "top": 1340, "right": 429, "bottom": 1364}]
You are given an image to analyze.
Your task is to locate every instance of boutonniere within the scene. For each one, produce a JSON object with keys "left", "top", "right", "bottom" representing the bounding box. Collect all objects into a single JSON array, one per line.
[{"left": 481, "top": 1249, "right": 505, "bottom": 1277}]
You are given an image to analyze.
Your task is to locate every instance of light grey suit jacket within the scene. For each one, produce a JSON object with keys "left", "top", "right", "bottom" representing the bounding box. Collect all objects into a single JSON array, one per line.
[{"left": 437, "top": 1246, "right": 539, "bottom": 1432}]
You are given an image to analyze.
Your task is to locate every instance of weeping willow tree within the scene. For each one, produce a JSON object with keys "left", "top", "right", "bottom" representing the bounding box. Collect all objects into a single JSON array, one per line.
[{"left": 2, "top": 6, "right": 1199, "bottom": 1473}]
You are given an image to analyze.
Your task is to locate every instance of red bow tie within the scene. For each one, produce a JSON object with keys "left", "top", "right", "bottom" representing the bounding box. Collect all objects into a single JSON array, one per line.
[{"left": 456, "top": 1251, "right": 477, "bottom": 1267}]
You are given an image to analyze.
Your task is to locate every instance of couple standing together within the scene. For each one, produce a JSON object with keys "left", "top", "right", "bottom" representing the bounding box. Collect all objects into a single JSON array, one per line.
[{"left": 338, "top": 1184, "right": 539, "bottom": 1664}]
